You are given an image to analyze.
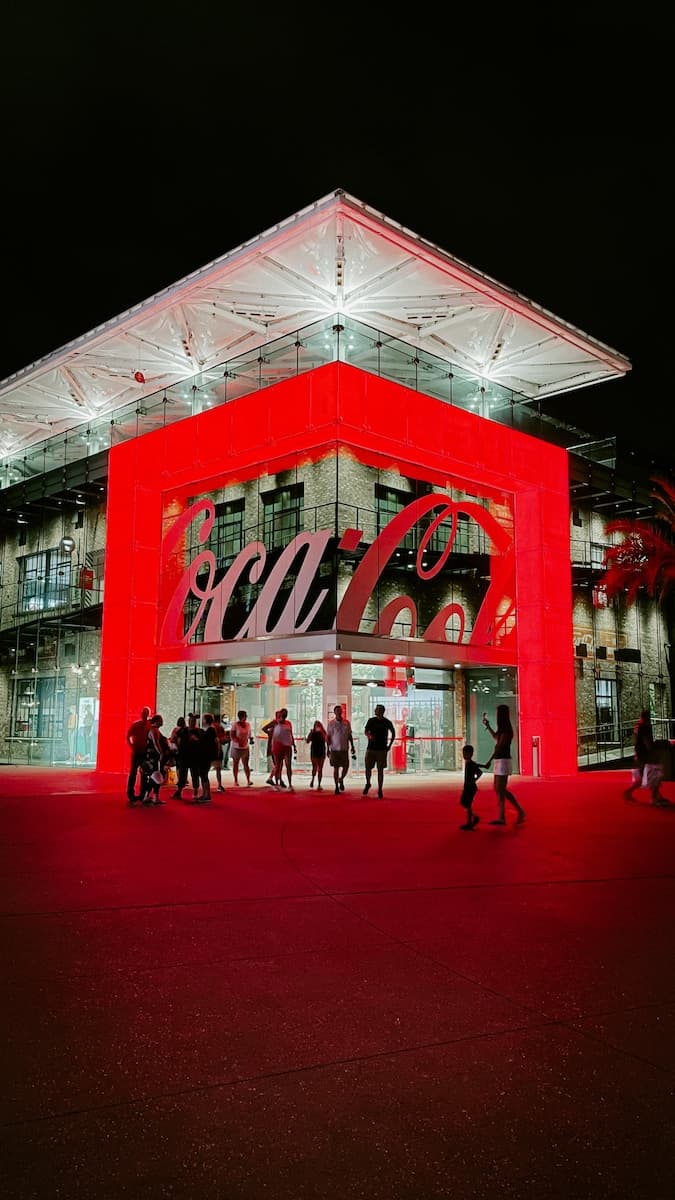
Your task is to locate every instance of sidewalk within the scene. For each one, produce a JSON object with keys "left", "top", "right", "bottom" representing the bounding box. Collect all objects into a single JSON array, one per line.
[{"left": 2, "top": 766, "right": 674, "bottom": 1199}]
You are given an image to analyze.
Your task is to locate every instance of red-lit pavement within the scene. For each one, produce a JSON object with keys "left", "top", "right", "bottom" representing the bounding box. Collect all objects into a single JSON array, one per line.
[{"left": 2, "top": 766, "right": 674, "bottom": 1199}]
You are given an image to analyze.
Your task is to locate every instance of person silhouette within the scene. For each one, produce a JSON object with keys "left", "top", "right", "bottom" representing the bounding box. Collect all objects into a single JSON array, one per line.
[
  {"left": 624, "top": 709, "right": 671, "bottom": 805},
  {"left": 306, "top": 720, "right": 327, "bottom": 789},
  {"left": 326, "top": 705, "right": 356, "bottom": 794},
  {"left": 458, "top": 743, "right": 482, "bottom": 829},
  {"left": 482, "top": 705, "right": 526, "bottom": 826},
  {"left": 126, "top": 705, "right": 152, "bottom": 804},
  {"left": 362, "top": 704, "right": 395, "bottom": 798},
  {"left": 81, "top": 705, "right": 94, "bottom": 761}
]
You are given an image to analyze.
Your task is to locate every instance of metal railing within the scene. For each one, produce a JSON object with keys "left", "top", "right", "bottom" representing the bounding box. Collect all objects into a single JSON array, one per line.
[{"left": 577, "top": 719, "right": 675, "bottom": 768}]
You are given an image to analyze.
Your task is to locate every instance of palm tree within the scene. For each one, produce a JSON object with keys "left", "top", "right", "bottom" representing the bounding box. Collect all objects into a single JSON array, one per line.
[{"left": 602, "top": 475, "right": 675, "bottom": 711}]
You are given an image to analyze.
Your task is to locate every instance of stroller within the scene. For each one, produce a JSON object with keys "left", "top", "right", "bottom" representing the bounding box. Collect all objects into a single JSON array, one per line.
[{"left": 141, "top": 727, "right": 173, "bottom": 805}]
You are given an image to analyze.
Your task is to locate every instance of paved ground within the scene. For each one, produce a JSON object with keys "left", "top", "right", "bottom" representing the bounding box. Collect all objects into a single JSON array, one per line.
[{"left": 2, "top": 764, "right": 674, "bottom": 1199}]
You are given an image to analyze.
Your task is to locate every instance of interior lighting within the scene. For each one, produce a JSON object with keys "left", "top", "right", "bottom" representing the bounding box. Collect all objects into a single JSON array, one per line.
[{"left": 333, "top": 653, "right": 341, "bottom": 659}]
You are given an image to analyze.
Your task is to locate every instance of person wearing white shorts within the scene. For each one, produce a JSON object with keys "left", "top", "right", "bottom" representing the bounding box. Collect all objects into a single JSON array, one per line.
[
  {"left": 482, "top": 705, "right": 526, "bottom": 826},
  {"left": 230, "top": 710, "right": 253, "bottom": 785}
]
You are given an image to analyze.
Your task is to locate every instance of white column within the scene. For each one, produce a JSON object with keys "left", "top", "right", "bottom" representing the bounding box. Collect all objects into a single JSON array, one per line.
[{"left": 322, "top": 657, "right": 353, "bottom": 727}]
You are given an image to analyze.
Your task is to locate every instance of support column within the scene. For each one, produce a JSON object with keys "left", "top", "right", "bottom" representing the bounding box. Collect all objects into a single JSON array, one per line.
[{"left": 322, "top": 657, "right": 353, "bottom": 727}]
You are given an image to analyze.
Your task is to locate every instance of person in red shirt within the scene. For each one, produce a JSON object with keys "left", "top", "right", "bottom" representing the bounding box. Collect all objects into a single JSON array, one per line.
[{"left": 126, "top": 705, "right": 151, "bottom": 804}]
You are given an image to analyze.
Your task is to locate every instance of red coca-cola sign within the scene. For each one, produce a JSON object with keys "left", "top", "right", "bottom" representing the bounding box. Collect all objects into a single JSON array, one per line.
[{"left": 159, "top": 492, "right": 515, "bottom": 652}]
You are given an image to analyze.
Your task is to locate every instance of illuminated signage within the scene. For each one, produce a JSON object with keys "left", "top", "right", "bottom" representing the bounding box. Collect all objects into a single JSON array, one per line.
[{"left": 159, "top": 492, "right": 515, "bottom": 651}]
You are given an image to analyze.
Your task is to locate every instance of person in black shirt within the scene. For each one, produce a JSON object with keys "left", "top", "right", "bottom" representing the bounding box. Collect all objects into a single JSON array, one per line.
[
  {"left": 199, "top": 713, "right": 219, "bottom": 803},
  {"left": 170, "top": 716, "right": 190, "bottom": 799},
  {"left": 624, "top": 708, "right": 671, "bottom": 805},
  {"left": 126, "top": 705, "right": 152, "bottom": 804},
  {"left": 459, "top": 744, "right": 482, "bottom": 829},
  {"left": 306, "top": 720, "right": 327, "bottom": 789},
  {"left": 184, "top": 713, "right": 206, "bottom": 802},
  {"left": 363, "top": 704, "right": 396, "bottom": 798}
]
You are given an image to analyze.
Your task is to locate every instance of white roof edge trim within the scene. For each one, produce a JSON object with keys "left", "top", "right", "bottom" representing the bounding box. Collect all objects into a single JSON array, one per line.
[
  {"left": 1, "top": 188, "right": 630, "bottom": 399},
  {"left": 337, "top": 194, "right": 630, "bottom": 373},
  {"left": 0, "top": 189, "right": 345, "bottom": 396}
]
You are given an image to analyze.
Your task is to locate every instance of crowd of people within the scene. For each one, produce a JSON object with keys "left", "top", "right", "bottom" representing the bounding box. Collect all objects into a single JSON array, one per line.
[
  {"left": 125, "top": 701, "right": 673, "bottom": 821},
  {"left": 127, "top": 709, "right": 238, "bottom": 805},
  {"left": 125, "top": 702, "right": 397, "bottom": 805}
]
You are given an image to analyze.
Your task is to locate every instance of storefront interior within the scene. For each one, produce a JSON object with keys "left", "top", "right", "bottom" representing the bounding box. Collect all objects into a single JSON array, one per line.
[{"left": 155, "top": 660, "right": 518, "bottom": 776}]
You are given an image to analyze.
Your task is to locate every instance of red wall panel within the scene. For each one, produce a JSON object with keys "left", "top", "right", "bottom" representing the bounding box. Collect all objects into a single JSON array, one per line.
[{"left": 99, "top": 363, "right": 577, "bottom": 777}]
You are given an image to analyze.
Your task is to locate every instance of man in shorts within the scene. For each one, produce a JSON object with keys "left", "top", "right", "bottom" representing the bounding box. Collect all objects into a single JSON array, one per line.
[
  {"left": 363, "top": 703, "right": 396, "bottom": 799},
  {"left": 230, "top": 709, "right": 253, "bottom": 786},
  {"left": 326, "top": 704, "right": 356, "bottom": 794},
  {"left": 271, "top": 708, "right": 296, "bottom": 791}
]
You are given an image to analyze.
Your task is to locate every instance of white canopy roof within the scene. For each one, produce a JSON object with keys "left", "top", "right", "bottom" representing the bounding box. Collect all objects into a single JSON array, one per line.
[{"left": 0, "top": 189, "right": 630, "bottom": 458}]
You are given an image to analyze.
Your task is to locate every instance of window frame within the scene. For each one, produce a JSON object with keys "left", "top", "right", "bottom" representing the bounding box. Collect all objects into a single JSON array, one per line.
[{"left": 17, "top": 549, "right": 73, "bottom": 614}]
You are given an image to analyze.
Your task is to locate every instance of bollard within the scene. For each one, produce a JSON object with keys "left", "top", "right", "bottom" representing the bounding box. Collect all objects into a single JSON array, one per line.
[{"left": 532, "top": 735, "right": 541, "bottom": 778}]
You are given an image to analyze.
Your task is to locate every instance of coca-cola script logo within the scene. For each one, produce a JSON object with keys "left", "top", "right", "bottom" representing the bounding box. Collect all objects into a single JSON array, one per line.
[{"left": 159, "top": 493, "right": 515, "bottom": 649}]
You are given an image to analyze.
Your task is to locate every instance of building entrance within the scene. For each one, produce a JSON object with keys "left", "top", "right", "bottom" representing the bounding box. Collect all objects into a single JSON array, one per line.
[
  {"left": 464, "top": 667, "right": 519, "bottom": 772},
  {"left": 157, "top": 661, "right": 469, "bottom": 776}
]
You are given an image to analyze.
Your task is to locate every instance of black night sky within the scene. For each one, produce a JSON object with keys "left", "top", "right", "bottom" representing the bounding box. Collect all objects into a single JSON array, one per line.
[{"left": 2, "top": 12, "right": 666, "bottom": 464}]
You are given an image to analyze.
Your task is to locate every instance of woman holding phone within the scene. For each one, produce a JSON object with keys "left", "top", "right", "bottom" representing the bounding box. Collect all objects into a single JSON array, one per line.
[{"left": 482, "top": 705, "right": 526, "bottom": 826}]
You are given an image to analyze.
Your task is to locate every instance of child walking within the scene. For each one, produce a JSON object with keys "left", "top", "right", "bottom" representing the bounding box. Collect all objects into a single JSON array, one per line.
[{"left": 459, "top": 744, "right": 482, "bottom": 830}]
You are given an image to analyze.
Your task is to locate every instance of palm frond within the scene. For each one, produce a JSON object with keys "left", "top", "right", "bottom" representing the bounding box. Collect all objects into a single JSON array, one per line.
[{"left": 602, "top": 475, "right": 675, "bottom": 605}]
